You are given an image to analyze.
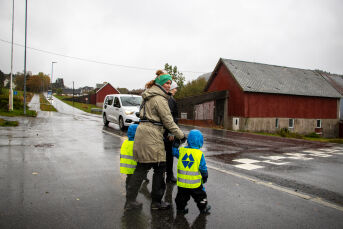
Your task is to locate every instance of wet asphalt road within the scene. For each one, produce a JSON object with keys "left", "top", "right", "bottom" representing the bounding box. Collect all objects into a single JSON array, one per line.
[{"left": 0, "top": 94, "right": 343, "bottom": 229}]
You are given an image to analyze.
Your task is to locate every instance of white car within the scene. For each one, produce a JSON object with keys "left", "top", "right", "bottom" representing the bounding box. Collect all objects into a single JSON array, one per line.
[{"left": 102, "top": 94, "right": 142, "bottom": 130}]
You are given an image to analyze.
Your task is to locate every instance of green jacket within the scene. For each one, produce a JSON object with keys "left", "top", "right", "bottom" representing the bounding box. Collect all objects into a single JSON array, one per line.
[{"left": 133, "top": 84, "right": 184, "bottom": 163}]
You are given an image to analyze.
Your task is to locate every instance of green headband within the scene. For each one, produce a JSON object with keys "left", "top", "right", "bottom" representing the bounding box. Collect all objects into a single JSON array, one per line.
[{"left": 155, "top": 74, "right": 172, "bottom": 86}]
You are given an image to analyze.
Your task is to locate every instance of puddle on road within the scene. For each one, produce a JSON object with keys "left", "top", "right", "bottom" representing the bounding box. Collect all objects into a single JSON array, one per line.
[
  {"left": 208, "top": 152, "right": 242, "bottom": 163},
  {"left": 34, "top": 143, "right": 54, "bottom": 148}
]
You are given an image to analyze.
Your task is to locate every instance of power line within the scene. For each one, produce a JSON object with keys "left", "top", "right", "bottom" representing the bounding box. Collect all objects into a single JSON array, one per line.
[{"left": 0, "top": 38, "right": 207, "bottom": 74}]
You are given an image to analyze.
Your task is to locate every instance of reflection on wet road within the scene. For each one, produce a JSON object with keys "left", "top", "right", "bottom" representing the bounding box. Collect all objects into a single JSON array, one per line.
[{"left": 0, "top": 96, "right": 342, "bottom": 228}]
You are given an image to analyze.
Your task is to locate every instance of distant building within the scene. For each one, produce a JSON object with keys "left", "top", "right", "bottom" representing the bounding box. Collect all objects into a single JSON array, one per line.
[
  {"left": 62, "top": 88, "right": 81, "bottom": 95},
  {"left": 178, "top": 58, "right": 341, "bottom": 137},
  {"left": 54, "top": 78, "right": 65, "bottom": 89},
  {"left": 96, "top": 82, "right": 107, "bottom": 90},
  {"left": 80, "top": 86, "right": 94, "bottom": 94},
  {"left": 96, "top": 83, "right": 120, "bottom": 107}
]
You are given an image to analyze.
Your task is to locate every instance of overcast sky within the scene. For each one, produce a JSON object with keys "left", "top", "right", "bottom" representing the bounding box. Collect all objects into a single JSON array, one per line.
[{"left": 0, "top": 0, "right": 342, "bottom": 89}]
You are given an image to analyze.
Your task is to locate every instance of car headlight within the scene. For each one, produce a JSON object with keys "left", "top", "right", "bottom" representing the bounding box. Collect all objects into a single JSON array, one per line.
[{"left": 125, "top": 110, "right": 134, "bottom": 115}]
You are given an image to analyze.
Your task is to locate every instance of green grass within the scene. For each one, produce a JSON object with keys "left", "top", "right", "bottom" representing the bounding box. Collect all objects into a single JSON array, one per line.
[
  {"left": 54, "top": 95, "right": 101, "bottom": 114},
  {"left": 0, "top": 118, "right": 18, "bottom": 126},
  {"left": 39, "top": 94, "right": 57, "bottom": 112},
  {"left": 0, "top": 88, "right": 37, "bottom": 117},
  {"left": 253, "top": 129, "right": 343, "bottom": 144}
]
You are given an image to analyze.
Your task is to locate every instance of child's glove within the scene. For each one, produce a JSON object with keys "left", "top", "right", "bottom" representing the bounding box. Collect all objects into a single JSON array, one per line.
[
  {"left": 202, "top": 172, "right": 208, "bottom": 184},
  {"left": 180, "top": 136, "right": 187, "bottom": 144},
  {"left": 172, "top": 139, "right": 181, "bottom": 148}
]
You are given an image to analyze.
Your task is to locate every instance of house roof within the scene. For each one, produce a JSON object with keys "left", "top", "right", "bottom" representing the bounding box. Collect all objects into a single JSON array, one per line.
[
  {"left": 207, "top": 58, "right": 341, "bottom": 98},
  {"left": 96, "top": 82, "right": 119, "bottom": 94}
]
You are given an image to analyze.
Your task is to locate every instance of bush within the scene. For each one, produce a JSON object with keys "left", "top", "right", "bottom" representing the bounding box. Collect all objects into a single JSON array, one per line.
[
  {"left": 277, "top": 128, "right": 303, "bottom": 139},
  {"left": 277, "top": 128, "right": 289, "bottom": 137},
  {"left": 305, "top": 132, "right": 320, "bottom": 138}
]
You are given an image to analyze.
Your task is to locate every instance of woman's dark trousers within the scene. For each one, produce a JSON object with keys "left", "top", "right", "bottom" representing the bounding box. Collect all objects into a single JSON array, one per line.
[{"left": 126, "top": 162, "right": 166, "bottom": 204}]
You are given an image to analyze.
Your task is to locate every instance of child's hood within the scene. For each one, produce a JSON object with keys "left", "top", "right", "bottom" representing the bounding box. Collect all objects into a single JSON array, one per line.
[
  {"left": 187, "top": 129, "right": 203, "bottom": 149},
  {"left": 127, "top": 124, "right": 138, "bottom": 140}
]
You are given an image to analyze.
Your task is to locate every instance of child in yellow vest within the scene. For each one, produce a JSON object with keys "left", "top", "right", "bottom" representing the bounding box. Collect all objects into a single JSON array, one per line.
[
  {"left": 172, "top": 129, "right": 211, "bottom": 214},
  {"left": 120, "top": 124, "right": 138, "bottom": 190}
]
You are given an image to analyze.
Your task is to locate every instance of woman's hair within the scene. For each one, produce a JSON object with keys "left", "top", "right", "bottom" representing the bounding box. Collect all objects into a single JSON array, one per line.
[{"left": 145, "top": 69, "right": 167, "bottom": 89}]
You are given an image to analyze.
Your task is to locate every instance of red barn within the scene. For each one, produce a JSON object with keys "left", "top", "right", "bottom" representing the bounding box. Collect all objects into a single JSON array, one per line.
[
  {"left": 96, "top": 83, "right": 120, "bottom": 107},
  {"left": 204, "top": 58, "right": 341, "bottom": 137}
]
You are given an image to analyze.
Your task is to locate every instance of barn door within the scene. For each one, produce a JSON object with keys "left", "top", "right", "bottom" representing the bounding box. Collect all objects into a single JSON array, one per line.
[
  {"left": 194, "top": 101, "right": 214, "bottom": 120},
  {"left": 214, "top": 99, "right": 225, "bottom": 127}
]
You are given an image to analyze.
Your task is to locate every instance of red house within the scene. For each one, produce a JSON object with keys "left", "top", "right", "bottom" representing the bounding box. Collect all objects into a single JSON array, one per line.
[
  {"left": 204, "top": 58, "right": 341, "bottom": 137},
  {"left": 96, "top": 83, "right": 120, "bottom": 107}
]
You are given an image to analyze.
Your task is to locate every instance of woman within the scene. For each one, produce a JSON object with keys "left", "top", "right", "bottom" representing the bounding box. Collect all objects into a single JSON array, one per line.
[
  {"left": 125, "top": 70, "right": 185, "bottom": 211},
  {"left": 164, "top": 81, "right": 179, "bottom": 183}
]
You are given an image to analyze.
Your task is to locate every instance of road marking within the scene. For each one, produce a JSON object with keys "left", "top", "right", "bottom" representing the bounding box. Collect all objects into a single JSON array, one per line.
[
  {"left": 285, "top": 153, "right": 313, "bottom": 160},
  {"left": 233, "top": 158, "right": 260, "bottom": 164},
  {"left": 102, "top": 129, "right": 127, "bottom": 141},
  {"left": 260, "top": 156, "right": 286, "bottom": 160},
  {"left": 262, "top": 160, "right": 289, "bottom": 165},
  {"left": 206, "top": 164, "right": 343, "bottom": 212},
  {"left": 234, "top": 164, "right": 264, "bottom": 170}
]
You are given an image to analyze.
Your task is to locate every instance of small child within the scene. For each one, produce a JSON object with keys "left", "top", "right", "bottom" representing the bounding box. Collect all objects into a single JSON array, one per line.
[
  {"left": 172, "top": 129, "right": 211, "bottom": 215},
  {"left": 120, "top": 124, "right": 139, "bottom": 190}
]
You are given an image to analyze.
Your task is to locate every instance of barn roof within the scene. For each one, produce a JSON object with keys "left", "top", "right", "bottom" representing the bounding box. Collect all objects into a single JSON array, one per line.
[
  {"left": 319, "top": 72, "right": 343, "bottom": 96},
  {"left": 207, "top": 58, "right": 341, "bottom": 98}
]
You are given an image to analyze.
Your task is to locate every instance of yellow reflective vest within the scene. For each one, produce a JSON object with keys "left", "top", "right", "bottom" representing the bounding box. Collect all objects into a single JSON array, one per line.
[
  {"left": 177, "top": 147, "right": 203, "bottom": 189},
  {"left": 120, "top": 140, "right": 137, "bottom": 174}
]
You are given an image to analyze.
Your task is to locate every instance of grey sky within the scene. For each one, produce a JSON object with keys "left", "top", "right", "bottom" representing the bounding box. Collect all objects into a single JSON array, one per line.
[{"left": 0, "top": 0, "right": 342, "bottom": 89}]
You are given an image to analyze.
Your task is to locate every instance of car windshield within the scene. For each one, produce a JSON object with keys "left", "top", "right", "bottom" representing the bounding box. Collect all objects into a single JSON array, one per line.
[{"left": 120, "top": 96, "right": 142, "bottom": 106}]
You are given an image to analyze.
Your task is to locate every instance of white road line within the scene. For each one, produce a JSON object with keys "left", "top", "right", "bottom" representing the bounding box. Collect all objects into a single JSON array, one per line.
[
  {"left": 260, "top": 156, "right": 286, "bottom": 160},
  {"left": 285, "top": 153, "right": 313, "bottom": 160},
  {"left": 206, "top": 164, "right": 343, "bottom": 212},
  {"left": 262, "top": 160, "right": 289, "bottom": 165},
  {"left": 234, "top": 164, "right": 264, "bottom": 170},
  {"left": 233, "top": 158, "right": 260, "bottom": 164}
]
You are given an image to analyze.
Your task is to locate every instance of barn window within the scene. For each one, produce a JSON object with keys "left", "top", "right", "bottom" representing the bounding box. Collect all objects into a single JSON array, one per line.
[
  {"left": 275, "top": 118, "right": 279, "bottom": 128},
  {"left": 289, "top": 119, "right": 294, "bottom": 128},
  {"left": 316, "top": 120, "right": 322, "bottom": 128}
]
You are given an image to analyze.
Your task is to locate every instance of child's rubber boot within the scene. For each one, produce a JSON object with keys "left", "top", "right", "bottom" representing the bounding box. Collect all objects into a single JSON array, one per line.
[
  {"left": 177, "top": 208, "right": 189, "bottom": 215},
  {"left": 200, "top": 205, "right": 211, "bottom": 214}
]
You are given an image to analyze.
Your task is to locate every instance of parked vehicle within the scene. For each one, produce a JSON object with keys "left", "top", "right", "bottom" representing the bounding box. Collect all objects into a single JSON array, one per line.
[
  {"left": 102, "top": 94, "right": 142, "bottom": 130},
  {"left": 47, "top": 90, "right": 53, "bottom": 100}
]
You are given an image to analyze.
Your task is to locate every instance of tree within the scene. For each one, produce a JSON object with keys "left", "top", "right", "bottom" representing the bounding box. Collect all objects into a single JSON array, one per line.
[
  {"left": 129, "top": 88, "right": 144, "bottom": 95},
  {"left": 56, "top": 88, "right": 63, "bottom": 95},
  {"left": 117, "top": 87, "right": 129, "bottom": 94},
  {"left": 164, "top": 63, "right": 186, "bottom": 89},
  {"left": 27, "top": 72, "right": 50, "bottom": 93},
  {"left": 14, "top": 72, "right": 25, "bottom": 91},
  {"left": 14, "top": 72, "right": 50, "bottom": 93},
  {"left": 0, "top": 70, "right": 5, "bottom": 91},
  {"left": 175, "top": 77, "right": 207, "bottom": 99}
]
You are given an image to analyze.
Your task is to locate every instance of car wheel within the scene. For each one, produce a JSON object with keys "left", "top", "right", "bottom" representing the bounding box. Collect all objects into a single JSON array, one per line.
[
  {"left": 119, "top": 116, "right": 125, "bottom": 130},
  {"left": 103, "top": 114, "right": 109, "bottom": 126}
]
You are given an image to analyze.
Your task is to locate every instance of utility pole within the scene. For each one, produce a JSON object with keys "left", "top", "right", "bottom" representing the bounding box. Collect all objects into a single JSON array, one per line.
[
  {"left": 72, "top": 81, "right": 74, "bottom": 107},
  {"left": 23, "top": 0, "right": 27, "bottom": 114},
  {"left": 9, "top": 0, "right": 14, "bottom": 111}
]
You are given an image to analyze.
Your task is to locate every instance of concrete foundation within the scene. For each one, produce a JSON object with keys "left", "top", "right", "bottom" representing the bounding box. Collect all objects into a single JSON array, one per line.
[{"left": 229, "top": 117, "right": 339, "bottom": 138}]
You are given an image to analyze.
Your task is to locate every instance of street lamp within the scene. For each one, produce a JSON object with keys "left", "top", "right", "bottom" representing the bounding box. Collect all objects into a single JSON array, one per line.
[
  {"left": 9, "top": 0, "right": 14, "bottom": 111},
  {"left": 51, "top": 61, "right": 57, "bottom": 92},
  {"left": 23, "top": 0, "right": 27, "bottom": 114}
]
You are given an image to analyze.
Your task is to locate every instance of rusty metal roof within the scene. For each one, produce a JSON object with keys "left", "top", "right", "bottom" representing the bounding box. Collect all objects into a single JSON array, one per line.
[{"left": 220, "top": 58, "right": 341, "bottom": 98}]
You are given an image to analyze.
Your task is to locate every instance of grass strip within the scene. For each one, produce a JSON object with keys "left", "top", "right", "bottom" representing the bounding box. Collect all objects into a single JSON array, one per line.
[
  {"left": 0, "top": 118, "right": 18, "bottom": 126},
  {"left": 39, "top": 94, "right": 57, "bottom": 111},
  {"left": 54, "top": 95, "right": 101, "bottom": 114}
]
